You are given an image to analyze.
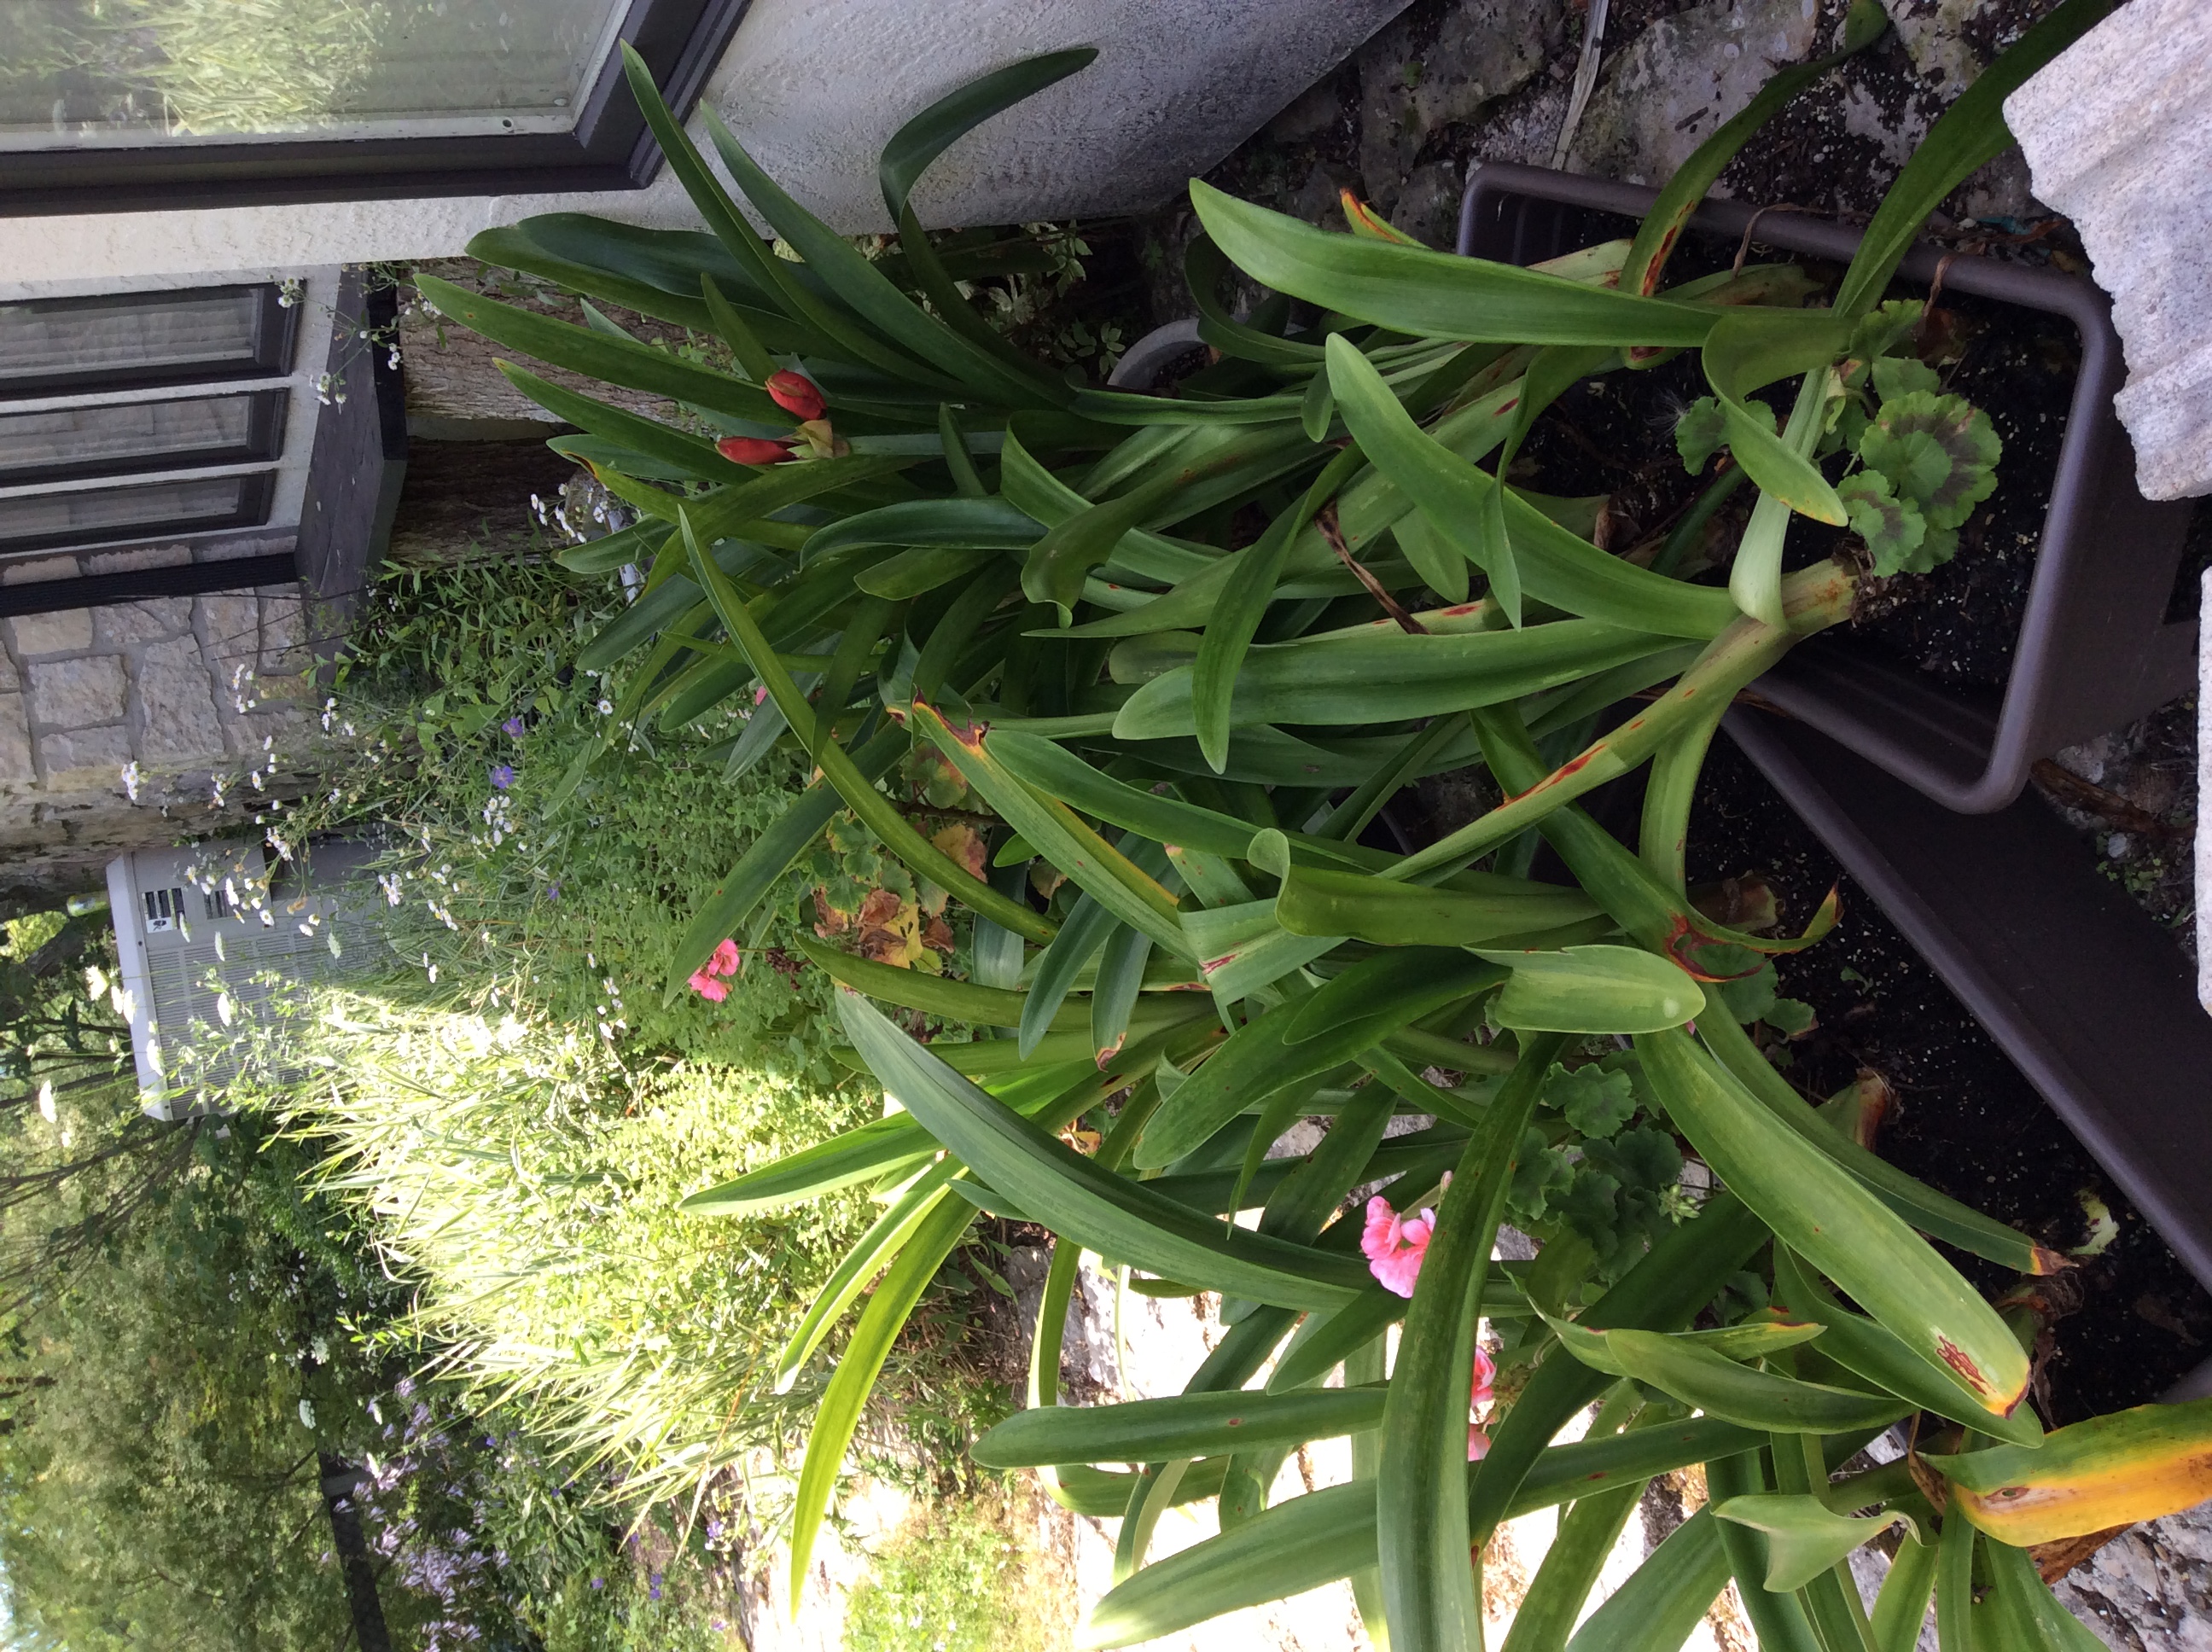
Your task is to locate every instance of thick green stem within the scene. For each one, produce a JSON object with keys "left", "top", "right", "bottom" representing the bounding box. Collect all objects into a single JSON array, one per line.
[{"left": 1388, "top": 557, "right": 1857, "bottom": 881}]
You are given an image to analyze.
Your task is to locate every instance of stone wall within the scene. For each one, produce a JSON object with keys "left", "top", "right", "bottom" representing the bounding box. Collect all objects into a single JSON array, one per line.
[{"left": 0, "top": 539, "right": 318, "bottom": 911}]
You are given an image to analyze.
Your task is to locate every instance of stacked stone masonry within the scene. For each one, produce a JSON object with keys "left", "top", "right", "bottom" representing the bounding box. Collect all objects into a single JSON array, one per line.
[{"left": 0, "top": 541, "right": 317, "bottom": 907}]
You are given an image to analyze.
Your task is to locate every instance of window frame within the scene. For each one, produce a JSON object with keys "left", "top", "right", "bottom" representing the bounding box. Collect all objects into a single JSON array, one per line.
[
  {"left": 0, "top": 387, "right": 289, "bottom": 489},
  {"left": 0, "top": 471, "right": 276, "bottom": 557},
  {"left": 0, "top": 285, "right": 298, "bottom": 398},
  {"left": 0, "top": 0, "right": 751, "bottom": 216}
]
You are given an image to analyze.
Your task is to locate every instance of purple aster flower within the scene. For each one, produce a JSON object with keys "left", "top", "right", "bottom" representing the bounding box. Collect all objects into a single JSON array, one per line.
[
  {"left": 501, "top": 716, "right": 527, "bottom": 737},
  {"left": 489, "top": 765, "right": 515, "bottom": 790},
  {"left": 591, "top": 1577, "right": 604, "bottom": 1590}
]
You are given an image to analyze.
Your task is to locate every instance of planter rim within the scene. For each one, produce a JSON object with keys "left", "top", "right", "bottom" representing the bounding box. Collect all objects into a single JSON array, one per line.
[{"left": 1458, "top": 161, "right": 2198, "bottom": 814}]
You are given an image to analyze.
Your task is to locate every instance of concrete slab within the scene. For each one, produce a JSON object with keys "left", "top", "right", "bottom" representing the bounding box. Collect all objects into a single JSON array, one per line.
[{"left": 2006, "top": 0, "right": 2212, "bottom": 502}]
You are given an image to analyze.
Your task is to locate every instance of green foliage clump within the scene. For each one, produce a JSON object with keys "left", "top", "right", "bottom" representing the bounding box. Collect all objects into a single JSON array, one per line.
[
  {"left": 282, "top": 556, "right": 849, "bottom": 1082},
  {"left": 279, "top": 988, "right": 877, "bottom": 1505},
  {"left": 841, "top": 1487, "right": 1068, "bottom": 1652}
]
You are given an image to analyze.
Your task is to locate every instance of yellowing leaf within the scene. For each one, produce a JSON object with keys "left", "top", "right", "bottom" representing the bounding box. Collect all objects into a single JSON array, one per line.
[{"left": 1927, "top": 1399, "right": 2212, "bottom": 1546}]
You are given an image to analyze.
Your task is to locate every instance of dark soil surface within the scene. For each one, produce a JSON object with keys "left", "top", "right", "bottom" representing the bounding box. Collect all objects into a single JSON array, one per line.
[{"left": 1687, "top": 734, "right": 2212, "bottom": 1424}]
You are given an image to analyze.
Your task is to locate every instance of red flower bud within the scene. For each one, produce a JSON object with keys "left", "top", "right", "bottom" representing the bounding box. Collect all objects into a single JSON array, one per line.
[
  {"left": 765, "top": 370, "right": 826, "bottom": 422},
  {"left": 716, "top": 435, "right": 795, "bottom": 466}
]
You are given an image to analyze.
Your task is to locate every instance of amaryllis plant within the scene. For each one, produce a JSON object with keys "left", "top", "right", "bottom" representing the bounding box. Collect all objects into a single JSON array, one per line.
[{"left": 430, "top": 5, "right": 2212, "bottom": 1648}]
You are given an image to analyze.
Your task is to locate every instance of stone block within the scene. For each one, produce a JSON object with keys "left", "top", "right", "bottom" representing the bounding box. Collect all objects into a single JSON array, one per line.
[
  {"left": 1359, "top": 0, "right": 1563, "bottom": 202},
  {"left": 38, "top": 724, "right": 131, "bottom": 785},
  {"left": 135, "top": 637, "right": 228, "bottom": 762},
  {"left": 1, "top": 556, "right": 79, "bottom": 585},
  {"left": 1878, "top": 0, "right": 2000, "bottom": 92},
  {"left": 27, "top": 655, "right": 126, "bottom": 728},
  {"left": 257, "top": 593, "right": 316, "bottom": 675},
  {"left": 0, "top": 650, "right": 18, "bottom": 695},
  {"left": 0, "top": 696, "right": 32, "bottom": 784},
  {"left": 2006, "top": 0, "right": 2212, "bottom": 499},
  {"left": 9, "top": 608, "right": 93, "bottom": 656},
  {"left": 195, "top": 593, "right": 263, "bottom": 695},
  {"left": 94, "top": 597, "right": 193, "bottom": 649},
  {"left": 82, "top": 544, "right": 191, "bottom": 575},
  {"left": 1567, "top": 0, "right": 1822, "bottom": 187}
]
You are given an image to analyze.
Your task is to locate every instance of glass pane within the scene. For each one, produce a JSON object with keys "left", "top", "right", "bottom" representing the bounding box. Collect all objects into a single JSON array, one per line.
[
  {"left": 0, "top": 289, "right": 268, "bottom": 392},
  {"left": 0, "top": 474, "right": 262, "bottom": 552},
  {"left": 0, "top": 393, "right": 272, "bottom": 484},
  {"left": 0, "top": 1, "right": 628, "bottom": 147}
]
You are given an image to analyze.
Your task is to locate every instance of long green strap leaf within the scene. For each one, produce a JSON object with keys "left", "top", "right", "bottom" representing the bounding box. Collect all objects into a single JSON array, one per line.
[
  {"left": 1193, "top": 446, "right": 1365, "bottom": 771},
  {"left": 975, "top": 1384, "right": 1388, "bottom": 1468},
  {"left": 838, "top": 992, "right": 1367, "bottom": 1310},
  {"left": 1617, "top": 0, "right": 1889, "bottom": 296},
  {"left": 1193, "top": 182, "right": 1719, "bottom": 346},
  {"left": 1708, "top": 1450, "right": 1828, "bottom": 1652},
  {"left": 1834, "top": 0, "right": 2116, "bottom": 322},
  {"left": 1380, "top": 1033, "right": 1562, "bottom": 1652},
  {"left": 1771, "top": 1245, "right": 2042, "bottom": 1448},
  {"left": 1467, "top": 1193, "right": 1769, "bottom": 1542},
  {"left": 1639, "top": 1027, "right": 2029, "bottom": 1424},
  {"left": 1081, "top": 1412, "right": 1767, "bottom": 1648},
  {"left": 911, "top": 707, "right": 1193, "bottom": 957},
  {"left": 1022, "top": 890, "right": 1121, "bottom": 1056},
  {"left": 1563, "top": 1507, "right": 1731, "bottom": 1652},
  {"left": 772, "top": 1159, "right": 960, "bottom": 1392},
  {"left": 1325, "top": 337, "right": 1736, "bottom": 639},
  {"left": 787, "top": 1194, "right": 974, "bottom": 1610},
  {"left": 702, "top": 108, "right": 1059, "bottom": 408},
  {"left": 1500, "top": 1475, "right": 1649, "bottom": 1652},
  {"left": 684, "top": 514, "right": 1055, "bottom": 942}
]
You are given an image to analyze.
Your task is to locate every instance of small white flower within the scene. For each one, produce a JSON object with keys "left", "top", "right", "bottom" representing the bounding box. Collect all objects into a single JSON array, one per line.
[
  {"left": 119, "top": 760, "right": 143, "bottom": 802},
  {"left": 299, "top": 1399, "right": 317, "bottom": 1431},
  {"left": 597, "top": 698, "right": 614, "bottom": 716}
]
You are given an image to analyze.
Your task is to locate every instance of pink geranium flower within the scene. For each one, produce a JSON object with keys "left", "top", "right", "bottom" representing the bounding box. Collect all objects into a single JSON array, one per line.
[
  {"left": 688, "top": 937, "right": 742, "bottom": 1002},
  {"left": 1467, "top": 1425, "right": 1492, "bottom": 1462},
  {"left": 1362, "top": 1196, "right": 1435, "bottom": 1298},
  {"left": 1470, "top": 1343, "right": 1496, "bottom": 1408}
]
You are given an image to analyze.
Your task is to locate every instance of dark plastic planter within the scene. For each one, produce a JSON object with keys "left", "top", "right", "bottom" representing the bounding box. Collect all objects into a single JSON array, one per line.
[
  {"left": 1458, "top": 162, "right": 2200, "bottom": 814},
  {"left": 1724, "top": 705, "right": 2212, "bottom": 1300}
]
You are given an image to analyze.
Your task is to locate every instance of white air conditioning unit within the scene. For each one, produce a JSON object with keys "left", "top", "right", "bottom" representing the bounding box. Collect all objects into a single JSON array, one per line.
[{"left": 107, "top": 840, "right": 379, "bottom": 1118}]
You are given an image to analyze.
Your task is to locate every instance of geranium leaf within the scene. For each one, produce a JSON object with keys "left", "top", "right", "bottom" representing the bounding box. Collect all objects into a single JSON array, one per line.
[
  {"left": 1674, "top": 395, "right": 1730, "bottom": 474},
  {"left": 1836, "top": 473, "right": 1930, "bottom": 576},
  {"left": 1861, "top": 390, "right": 2001, "bottom": 530}
]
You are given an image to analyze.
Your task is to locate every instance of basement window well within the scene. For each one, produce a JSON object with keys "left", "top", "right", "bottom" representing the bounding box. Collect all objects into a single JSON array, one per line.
[{"left": 0, "top": 0, "right": 748, "bottom": 212}]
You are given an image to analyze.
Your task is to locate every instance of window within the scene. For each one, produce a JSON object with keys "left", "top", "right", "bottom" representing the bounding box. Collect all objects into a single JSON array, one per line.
[
  {"left": 0, "top": 474, "right": 275, "bottom": 556},
  {"left": 0, "top": 286, "right": 294, "bottom": 396},
  {"left": 0, "top": 0, "right": 750, "bottom": 213},
  {"left": 0, "top": 391, "right": 287, "bottom": 488},
  {"left": 0, "top": 282, "right": 298, "bottom": 561}
]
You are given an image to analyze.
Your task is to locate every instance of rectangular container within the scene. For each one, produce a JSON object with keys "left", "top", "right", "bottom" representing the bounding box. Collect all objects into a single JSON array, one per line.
[{"left": 1459, "top": 161, "right": 2199, "bottom": 813}]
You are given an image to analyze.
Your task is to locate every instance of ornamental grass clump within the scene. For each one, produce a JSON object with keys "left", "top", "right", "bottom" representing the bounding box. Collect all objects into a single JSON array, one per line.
[{"left": 428, "top": 5, "right": 2212, "bottom": 1645}]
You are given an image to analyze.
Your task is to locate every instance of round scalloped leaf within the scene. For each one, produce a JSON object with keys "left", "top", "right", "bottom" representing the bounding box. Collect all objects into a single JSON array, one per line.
[
  {"left": 1837, "top": 471, "right": 1929, "bottom": 576},
  {"left": 1860, "top": 389, "right": 2002, "bottom": 530}
]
